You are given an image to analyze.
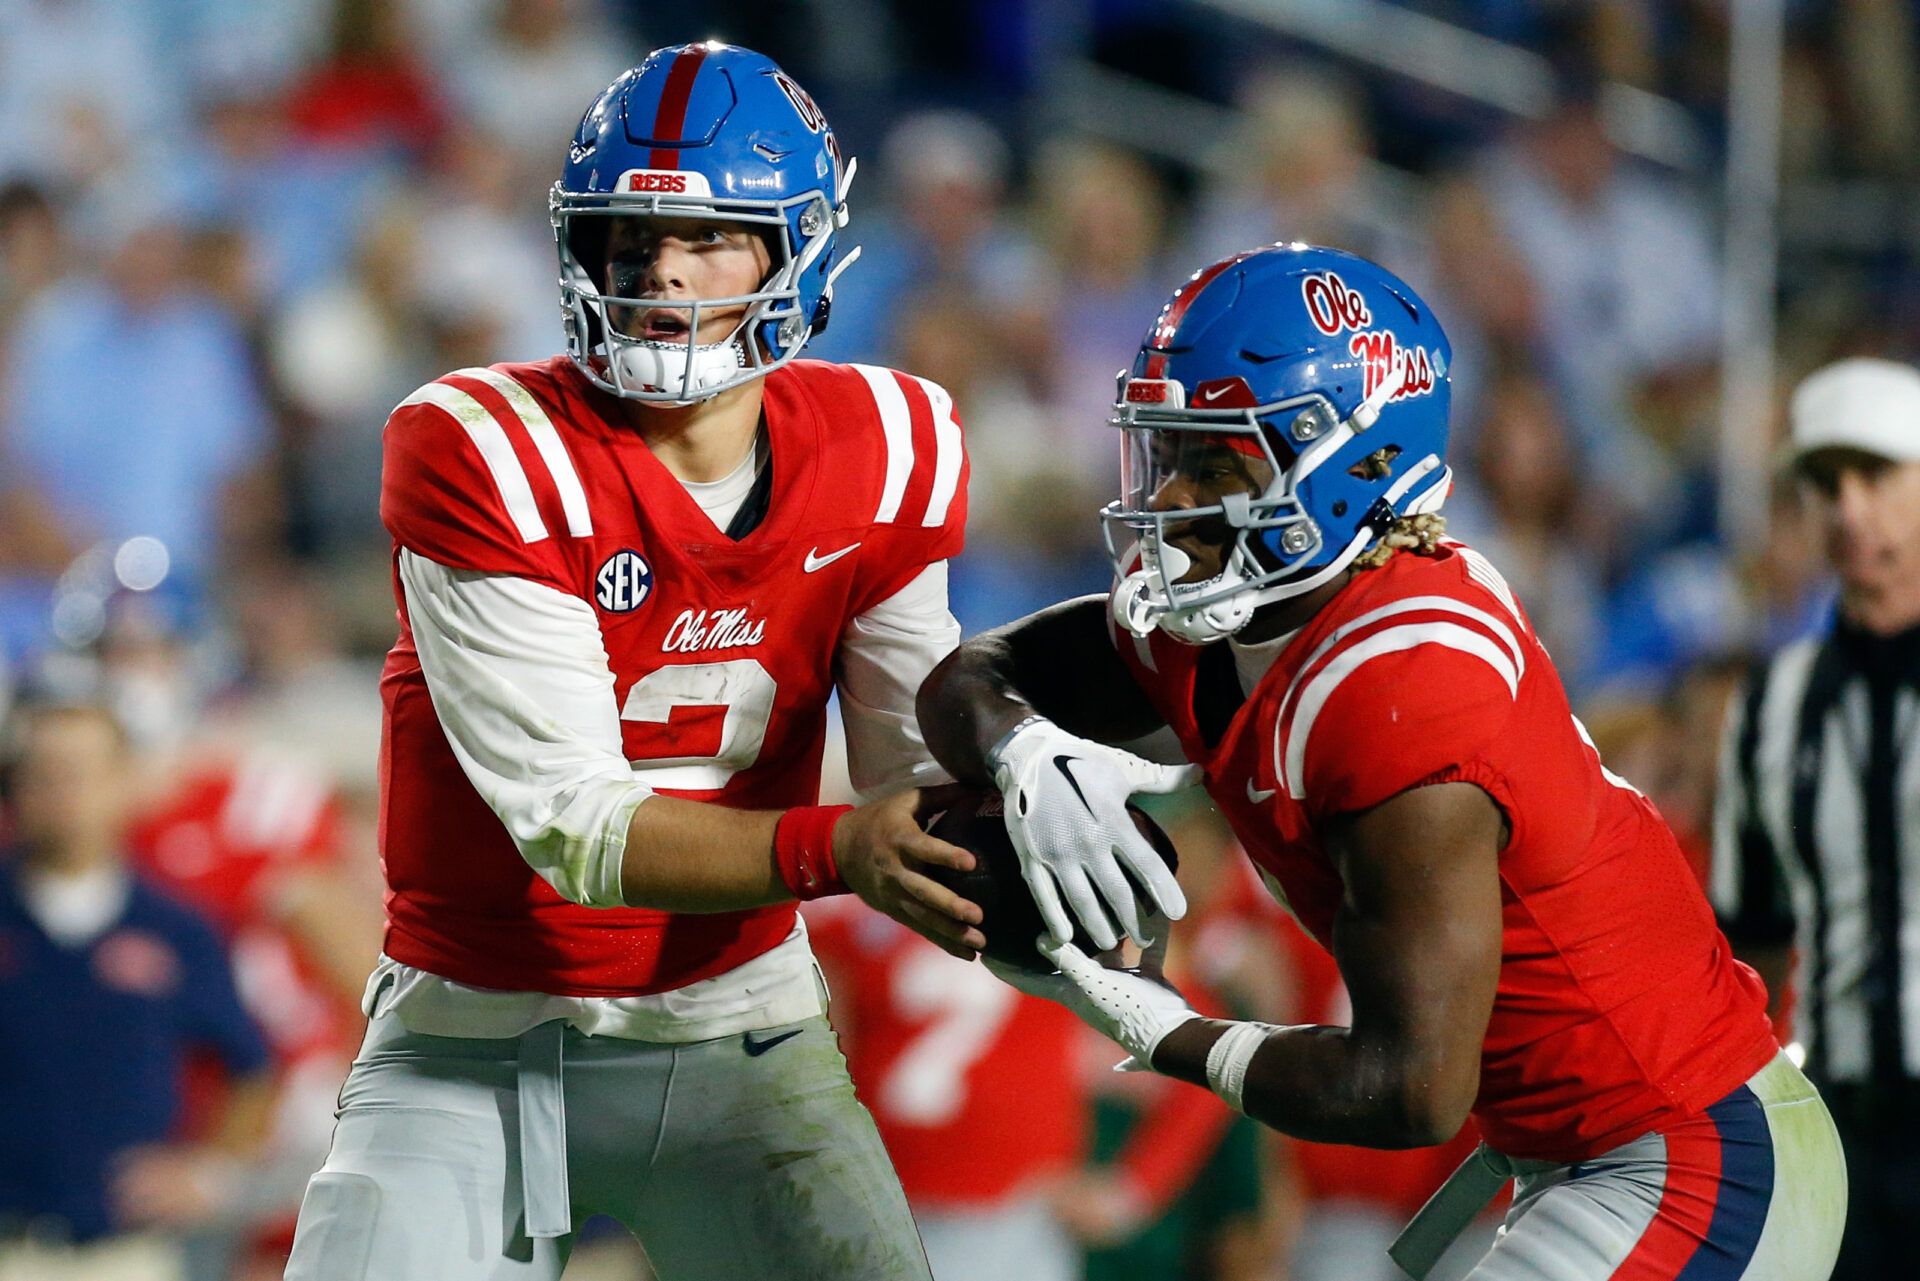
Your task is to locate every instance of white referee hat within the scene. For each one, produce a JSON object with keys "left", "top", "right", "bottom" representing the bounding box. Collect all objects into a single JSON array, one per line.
[{"left": 1788, "top": 357, "right": 1920, "bottom": 466}]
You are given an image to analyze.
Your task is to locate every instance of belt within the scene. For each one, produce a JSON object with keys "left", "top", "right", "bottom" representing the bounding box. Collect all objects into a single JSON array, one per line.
[
  {"left": 1388, "top": 1143, "right": 1559, "bottom": 1280},
  {"left": 517, "top": 1020, "right": 571, "bottom": 1239}
]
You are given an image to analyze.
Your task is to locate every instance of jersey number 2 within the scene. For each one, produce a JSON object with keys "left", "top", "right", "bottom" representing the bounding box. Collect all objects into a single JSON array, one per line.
[{"left": 619, "top": 659, "right": 776, "bottom": 789}]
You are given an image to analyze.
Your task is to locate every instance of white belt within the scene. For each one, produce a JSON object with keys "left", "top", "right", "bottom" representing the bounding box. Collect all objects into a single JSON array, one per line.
[
  {"left": 516, "top": 1021, "right": 571, "bottom": 1239},
  {"left": 1388, "top": 1142, "right": 1560, "bottom": 1279}
]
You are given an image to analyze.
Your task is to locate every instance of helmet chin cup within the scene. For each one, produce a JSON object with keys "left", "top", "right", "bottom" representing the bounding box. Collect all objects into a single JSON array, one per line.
[
  {"left": 608, "top": 333, "right": 749, "bottom": 403},
  {"left": 1157, "top": 593, "right": 1257, "bottom": 645},
  {"left": 1113, "top": 538, "right": 1259, "bottom": 645}
]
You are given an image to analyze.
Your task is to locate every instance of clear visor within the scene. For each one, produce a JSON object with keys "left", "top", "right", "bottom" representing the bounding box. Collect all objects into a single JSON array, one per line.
[
  {"left": 1102, "top": 387, "right": 1347, "bottom": 605},
  {"left": 1120, "top": 426, "right": 1281, "bottom": 515}
]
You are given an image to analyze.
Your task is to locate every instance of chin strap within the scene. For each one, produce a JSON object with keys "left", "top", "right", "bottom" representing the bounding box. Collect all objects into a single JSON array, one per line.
[{"left": 824, "top": 244, "right": 862, "bottom": 296}]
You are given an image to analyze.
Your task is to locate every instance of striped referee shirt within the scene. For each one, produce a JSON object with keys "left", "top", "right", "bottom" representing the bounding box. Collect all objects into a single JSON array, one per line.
[{"left": 1711, "top": 616, "right": 1920, "bottom": 1086}]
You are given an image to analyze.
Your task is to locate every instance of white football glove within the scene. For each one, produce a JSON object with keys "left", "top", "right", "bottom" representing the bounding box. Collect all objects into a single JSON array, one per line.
[
  {"left": 986, "top": 918, "right": 1201, "bottom": 1070},
  {"left": 987, "top": 716, "right": 1198, "bottom": 950}
]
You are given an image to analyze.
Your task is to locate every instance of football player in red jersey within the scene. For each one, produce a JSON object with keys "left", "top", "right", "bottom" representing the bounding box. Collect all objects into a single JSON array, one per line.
[
  {"left": 283, "top": 44, "right": 985, "bottom": 1281},
  {"left": 918, "top": 245, "right": 1849, "bottom": 1279}
]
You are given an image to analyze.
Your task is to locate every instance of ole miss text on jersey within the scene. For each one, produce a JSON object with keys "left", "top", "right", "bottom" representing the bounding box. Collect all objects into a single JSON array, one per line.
[{"left": 378, "top": 356, "right": 966, "bottom": 997}]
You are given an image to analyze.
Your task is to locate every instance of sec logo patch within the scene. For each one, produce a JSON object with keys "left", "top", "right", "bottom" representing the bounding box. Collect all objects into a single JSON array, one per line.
[{"left": 595, "top": 550, "right": 653, "bottom": 612}]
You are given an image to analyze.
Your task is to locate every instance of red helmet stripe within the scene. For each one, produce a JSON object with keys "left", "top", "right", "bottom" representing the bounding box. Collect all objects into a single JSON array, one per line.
[
  {"left": 648, "top": 45, "right": 712, "bottom": 170},
  {"left": 1149, "top": 249, "right": 1263, "bottom": 350}
]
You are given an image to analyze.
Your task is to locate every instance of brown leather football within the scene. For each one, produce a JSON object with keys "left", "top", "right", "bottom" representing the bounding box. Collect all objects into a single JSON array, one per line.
[{"left": 923, "top": 789, "right": 1180, "bottom": 971}]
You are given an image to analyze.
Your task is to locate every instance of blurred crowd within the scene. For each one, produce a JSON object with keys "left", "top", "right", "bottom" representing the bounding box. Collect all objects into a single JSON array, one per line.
[{"left": 0, "top": 0, "right": 1915, "bottom": 1278}]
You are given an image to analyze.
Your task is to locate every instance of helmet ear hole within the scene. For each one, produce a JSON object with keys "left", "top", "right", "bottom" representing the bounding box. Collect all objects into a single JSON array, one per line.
[{"left": 1348, "top": 445, "right": 1402, "bottom": 481}]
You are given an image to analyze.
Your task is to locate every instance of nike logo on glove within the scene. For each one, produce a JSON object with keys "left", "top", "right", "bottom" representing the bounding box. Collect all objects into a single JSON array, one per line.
[
  {"left": 804, "top": 543, "right": 861, "bottom": 572},
  {"left": 1200, "top": 385, "right": 1230, "bottom": 402},
  {"left": 1246, "top": 779, "right": 1277, "bottom": 804},
  {"left": 1053, "top": 756, "right": 1096, "bottom": 815},
  {"left": 743, "top": 1028, "right": 805, "bottom": 1056}
]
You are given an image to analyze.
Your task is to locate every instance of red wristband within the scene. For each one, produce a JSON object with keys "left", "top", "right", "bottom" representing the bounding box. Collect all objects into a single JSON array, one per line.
[{"left": 775, "top": 805, "right": 854, "bottom": 900}]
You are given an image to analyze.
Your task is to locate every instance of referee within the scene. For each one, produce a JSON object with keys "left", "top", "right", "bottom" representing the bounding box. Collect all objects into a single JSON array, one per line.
[{"left": 1713, "top": 356, "right": 1920, "bottom": 1276}]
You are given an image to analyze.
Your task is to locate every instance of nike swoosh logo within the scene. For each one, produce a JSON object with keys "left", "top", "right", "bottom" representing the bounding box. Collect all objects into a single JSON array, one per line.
[
  {"left": 1052, "top": 756, "right": 1096, "bottom": 816},
  {"left": 1200, "top": 386, "right": 1229, "bottom": 402},
  {"left": 743, "top": 1028, "right": 805, "bottom": 1057},
  {"left": 804, "top": 543, "right": 861, "bottom": 572},
  {"left": 1246, "top": 779, "right": 1277, "bottom": 804}
]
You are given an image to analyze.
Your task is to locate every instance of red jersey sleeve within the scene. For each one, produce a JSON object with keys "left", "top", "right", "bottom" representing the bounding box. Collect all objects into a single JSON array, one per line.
[
  {"left": 1282, "top": 605, "right": 1522, "bottom": 819},
  {"left": 845, "top": 366, "right": 969, "bottom": 614},
  {"left": 381, "top": 375, "right": 576, "bottom": 592}
]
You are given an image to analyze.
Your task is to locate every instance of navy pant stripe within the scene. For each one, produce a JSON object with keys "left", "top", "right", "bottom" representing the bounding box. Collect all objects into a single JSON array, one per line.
[{"left": 1672, "top": 1084, "right": 1776, "bottom": 1281}]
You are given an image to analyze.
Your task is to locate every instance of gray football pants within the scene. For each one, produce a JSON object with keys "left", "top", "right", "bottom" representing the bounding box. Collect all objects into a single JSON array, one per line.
[{"left": 284, "top": 1004, "right": 931, "bottom": 1281}]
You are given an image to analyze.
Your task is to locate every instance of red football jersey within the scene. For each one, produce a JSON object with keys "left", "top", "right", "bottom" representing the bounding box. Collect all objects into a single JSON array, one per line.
[
  {"left": 379, "top": 357, "right": 966, "bottom": 996},
  {"left": 1112, "top": 542, "right": 1777, "bottom": 1162},
  {"left": 128, "top": 754, "right": 355, "bottom": 1066}
]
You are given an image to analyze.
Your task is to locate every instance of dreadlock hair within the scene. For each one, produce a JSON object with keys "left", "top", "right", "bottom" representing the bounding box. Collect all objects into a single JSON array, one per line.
[{"left": 1351, "top": 512, "right": 1448, "bottom": 570}]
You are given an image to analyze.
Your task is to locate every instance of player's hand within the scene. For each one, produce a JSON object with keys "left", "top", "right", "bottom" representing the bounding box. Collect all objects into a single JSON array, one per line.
[
  {"left": 985, "top": 914, "right": 1200, "bottom": 1068},
  {"left": 835, "top": 789, "right": 986, "bottom": 961},
  {"left": 987, "top": 716, "right": 1198, "bottom": 950}
]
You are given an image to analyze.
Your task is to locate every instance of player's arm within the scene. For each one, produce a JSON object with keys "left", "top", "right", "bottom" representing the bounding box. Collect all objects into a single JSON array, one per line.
[
  {"left": 917, "top": 594, "right": 1166, "bottom": 782},
  {"left": 918, "top": 595, "right": 1198, "bottom": 950},
  {"left": 400, "top": 550, "right": 985, "bottom": 956},
  {"left": 1004, "top": 782, "right": 1502, "bottom": 1149},
  {"left": 1152, "top": 782, "right": 1503, "bottom": 1146},
  {"left": 836, "top": 560, "right": 962, "bottom": 799}
]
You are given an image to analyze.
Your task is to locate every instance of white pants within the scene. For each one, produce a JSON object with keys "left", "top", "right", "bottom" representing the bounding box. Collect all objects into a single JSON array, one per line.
[
  {"left": 283, "top": 1005, "right": 930, "bottom": 1280},
  {"left": 1464, "top": 1053, "right": 1846, "bottom": 1280}
]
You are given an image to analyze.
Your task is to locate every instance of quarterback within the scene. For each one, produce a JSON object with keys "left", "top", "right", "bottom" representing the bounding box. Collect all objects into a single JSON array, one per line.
[
  {"left": 918, "top": 245, "right": 1849, "bottom": 1279},
  {"left": 284, "top": 44, "right": 982, "bottom": 1280}
]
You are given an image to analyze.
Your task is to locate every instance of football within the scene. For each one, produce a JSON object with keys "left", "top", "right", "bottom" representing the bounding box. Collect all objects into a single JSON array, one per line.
[{"left": 923, "top": 789, "right": 1180, "bottom": 972}]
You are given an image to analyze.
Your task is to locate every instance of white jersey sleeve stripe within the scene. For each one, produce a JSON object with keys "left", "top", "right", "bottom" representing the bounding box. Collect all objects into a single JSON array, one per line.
[
  {"left": 1455, "top": 545, "right": 1526, "bottom": 630},
  {"left": 457, "top": 368, "right": 594, "bottom": 538},
  {"left": 852, "top": 363, "right": 914, "bottom": 523},
  {"left": 909, "top": 375, "right": 963, "bottom": 528},
  {"left": 1280, "top": 621, "right": 1520, "bottom": 796},
  {"left": 1282, "top": 596, "right": 1525, "bottom": 724},
  {"left": 400, "top": 381, "right": 548, "bottom": 542}
]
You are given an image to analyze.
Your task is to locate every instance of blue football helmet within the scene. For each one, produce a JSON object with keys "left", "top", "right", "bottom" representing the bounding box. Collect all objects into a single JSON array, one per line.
[
  {"left": 552, "top": 43, "right": 857, "bottom": 403},
  {"left": 1105, "top": 244, "right": 1453, "bottom": 644}
]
